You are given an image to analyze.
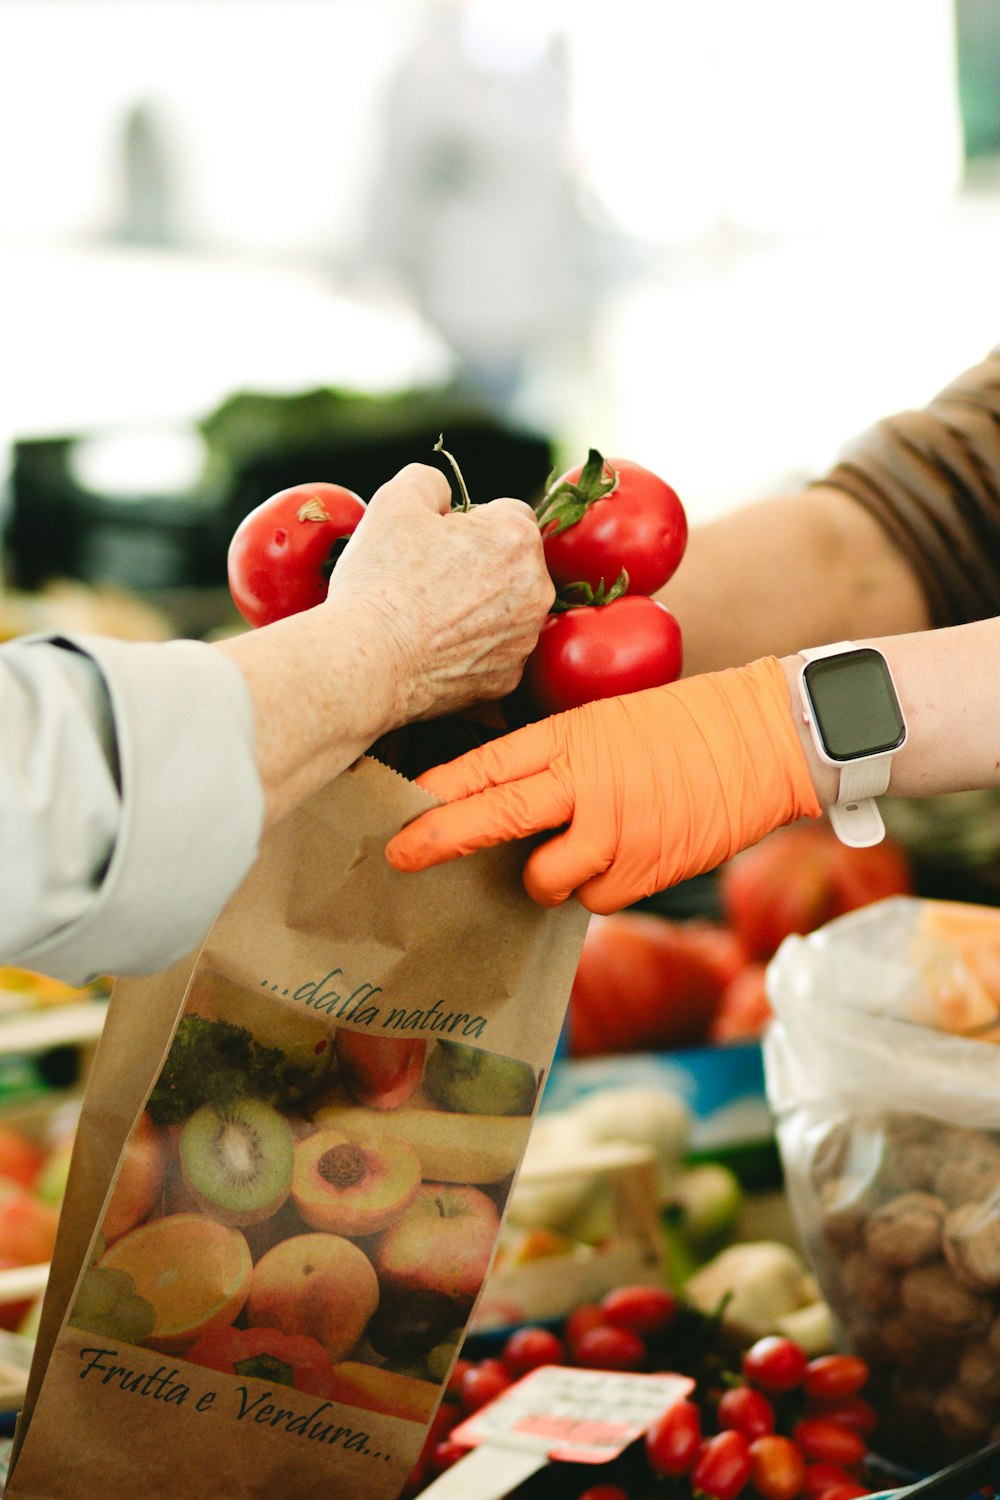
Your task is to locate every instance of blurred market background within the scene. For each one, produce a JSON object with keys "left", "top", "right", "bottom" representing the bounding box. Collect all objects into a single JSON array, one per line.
[{"left": 2, "top": 0, "right": 1000, "bottom": 639}]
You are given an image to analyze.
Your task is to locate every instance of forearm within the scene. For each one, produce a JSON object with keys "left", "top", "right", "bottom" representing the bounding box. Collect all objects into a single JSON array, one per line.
[
  {"left": 214, "top": 599, "right": 402, "bottom": 830},
  {"left": 779, "top": 616, "right": 1000, "bottom": 812},
  {"left": 659, "top": 486, "right": 932, "bottom": 676}
]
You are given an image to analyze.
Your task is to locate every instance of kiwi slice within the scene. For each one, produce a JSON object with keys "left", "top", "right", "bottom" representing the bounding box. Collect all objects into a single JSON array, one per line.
[{"left": 179, "top": 1099, "right": 294, "bottom": 1227}]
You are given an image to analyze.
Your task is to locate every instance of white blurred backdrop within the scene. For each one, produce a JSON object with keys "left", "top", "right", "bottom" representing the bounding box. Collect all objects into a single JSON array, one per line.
[{"left": 1, "top": 0, "right": 998, "bottom": 522}]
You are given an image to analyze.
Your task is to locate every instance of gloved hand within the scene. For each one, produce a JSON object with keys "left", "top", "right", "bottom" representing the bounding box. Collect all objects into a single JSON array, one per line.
[{"left": 385, "top": 656, "right": 822, "bottom": 912}]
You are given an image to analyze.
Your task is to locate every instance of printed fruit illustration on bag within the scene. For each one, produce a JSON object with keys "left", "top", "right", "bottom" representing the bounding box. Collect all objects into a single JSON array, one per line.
[{"left": 67, "top": 966, "right": 540, "bottom": 1426}]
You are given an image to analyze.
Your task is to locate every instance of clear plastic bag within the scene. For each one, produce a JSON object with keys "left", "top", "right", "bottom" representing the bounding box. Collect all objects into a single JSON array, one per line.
[{"left": 764, "top": 896, "right": 1000, "bottom": 1471}]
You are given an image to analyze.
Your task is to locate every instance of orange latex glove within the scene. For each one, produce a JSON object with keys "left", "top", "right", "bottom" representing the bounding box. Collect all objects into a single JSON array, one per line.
[{"left": 385, "top": 656, "right": 822, "bottom": 913}]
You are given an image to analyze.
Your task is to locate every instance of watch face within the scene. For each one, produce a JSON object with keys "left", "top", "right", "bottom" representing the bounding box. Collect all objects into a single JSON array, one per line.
[{"left": 803, "top": 648, "right": 906, "bottom": 762}]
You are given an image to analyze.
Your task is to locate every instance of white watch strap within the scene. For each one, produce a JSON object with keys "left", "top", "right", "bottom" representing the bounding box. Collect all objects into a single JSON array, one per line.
[{"left": 799, "top": 642, "right": 889, "bottom": 848}]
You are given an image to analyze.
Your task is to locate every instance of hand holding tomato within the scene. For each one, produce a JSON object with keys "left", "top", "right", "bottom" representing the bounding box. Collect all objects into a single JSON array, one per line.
[
  {"left": 228, "top": 463, "right": 555, "bottom": 729},
  {"left": 324, "top": 464, "right": 554, "bottom": 724}
]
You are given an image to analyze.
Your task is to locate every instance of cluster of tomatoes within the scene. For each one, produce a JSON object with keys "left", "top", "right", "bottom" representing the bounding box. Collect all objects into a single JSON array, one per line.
[
  {"left": 403, "top": 1287, "right": 883, "bottom": 1500},
  {"left": 225, "top": 445, "right": 689, "bottom": 722},
  {"left": 516, "top": 449, "right": 687, "bottom": 718}
]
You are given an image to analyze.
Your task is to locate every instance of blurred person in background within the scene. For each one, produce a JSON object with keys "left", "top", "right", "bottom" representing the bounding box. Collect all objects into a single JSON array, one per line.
[
  {"left": 0, "top": 464, "right": 553, "bottom": 984},
  {"left": 358, "top": 0, "right": 610, "bottom": 416},
  {"left": 386, "top": 344, "right": 1000, "bottom": 909}
]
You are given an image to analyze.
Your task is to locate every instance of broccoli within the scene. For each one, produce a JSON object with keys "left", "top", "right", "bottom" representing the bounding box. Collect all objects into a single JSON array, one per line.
[{"left": 147, "top": 1014, "right": 321, "bottom": 1126}]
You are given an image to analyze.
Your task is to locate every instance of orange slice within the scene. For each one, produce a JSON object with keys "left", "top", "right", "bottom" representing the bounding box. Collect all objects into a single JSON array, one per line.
[{"left": 100, "top": 1212, "right": 252, "bottom": 1353}]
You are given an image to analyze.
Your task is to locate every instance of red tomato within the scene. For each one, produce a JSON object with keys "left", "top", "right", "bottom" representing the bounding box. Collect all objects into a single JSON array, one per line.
[
  {"left": 816, "top": 1485, "right": 870, "bottom": 1500},
  {"left": 537, "top": 450, "right": 688, "bottom": 598},
  {"left": 717, "top": 1384, "right": 776, "bottom": 1440},
  {"left": 644, "top": 1398, "right": 703, "bottom": 1478},
  {"left": 564, "top": 1302, "right": 608, "bottom": 1351},
  {"left": 445, "top": 1357, "right": 473, "bottom": 1398},
  {"left": 813, "top": 1396, "right": 877, "bottom": 1438},
  {"left": 569, "top": 912, "right": 744, "bottom": 1056},
  {"left": 691, "top": 1429, "right": 753, "bottom": 1500},
  {"left": 572, "top": 1325, "right": 647, "bottom": 1372},
  {"left": 742, "top": 1337, "right": 809, "bottom": 1394},
  {"left": 791, "top": 1418, "right": 867, "bottom": 1469},
  {"left": 500, "top": 1325, "right": 565, "bottom": 1379},
  {"left": 748, "top": 1434, "right": 807, "bottom": 1500},
  {"left": 519, "top": 595, "right": 682, "bottom": 718},
  {"left": 599, "top": 1284, "right": 677, "bottom": 1338},
  {"left": 228, "top": 480, "right": 366, "bottom": 627},
  {"left": 720, "top": 825, "right": 912, "bottom": 961},
  {"left": 576, "top": 1486, "right": 631, "bottom": 1500},
  {"left": 459, "top": 1359, "right": 511, "bottom": 1412},
  {"left": 802, "top": 1462, "right": 862, "bottom": 1498},
  {"left": 803, "top": 1355, "right": 870, "bottom": 1404}
]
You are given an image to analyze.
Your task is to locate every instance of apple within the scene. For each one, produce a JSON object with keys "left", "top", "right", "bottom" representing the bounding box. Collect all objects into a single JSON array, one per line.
[
  {"left": 423, "top": 1042, "right": 538, "bottom": 1116},
  {"left": 375, "top": 1183, "right": 500, "bottom": 1307}
]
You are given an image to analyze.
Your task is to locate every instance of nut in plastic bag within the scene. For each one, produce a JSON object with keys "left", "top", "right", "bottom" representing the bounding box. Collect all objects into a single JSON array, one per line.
[{"left": 763, "top": 896, "right": 1000, "bottom": 1472}]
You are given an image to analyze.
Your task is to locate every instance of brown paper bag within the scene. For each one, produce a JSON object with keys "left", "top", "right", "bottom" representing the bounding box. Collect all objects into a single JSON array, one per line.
[{"left": 7, "top": 757, "right": 587, "bottom": 1500}]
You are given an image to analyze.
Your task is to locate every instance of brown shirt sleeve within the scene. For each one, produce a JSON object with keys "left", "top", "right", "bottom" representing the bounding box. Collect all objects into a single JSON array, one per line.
[{"left": 818, "top": 346, "right": 1000, "bottom": 627}]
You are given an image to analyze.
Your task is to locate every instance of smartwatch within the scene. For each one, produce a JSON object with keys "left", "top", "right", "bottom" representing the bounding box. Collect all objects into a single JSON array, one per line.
[{"left": 797, "top": 641, "right": 907, "bottom": 848}]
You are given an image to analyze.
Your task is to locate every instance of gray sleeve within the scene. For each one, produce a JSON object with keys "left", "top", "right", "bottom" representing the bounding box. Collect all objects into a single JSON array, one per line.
[{"left": 0, "top": 633, "right": 264, "bottom": 985}]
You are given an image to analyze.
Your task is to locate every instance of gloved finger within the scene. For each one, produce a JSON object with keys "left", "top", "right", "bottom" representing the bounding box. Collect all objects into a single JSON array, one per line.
[
  {"left": 574, "top": 865, "right": 652, "bottom": 916},
  {"left": 521, "top": 821, "right": 614, "bottom": 908},
  {"left": 415, "top": 716, "right": 565, "bottom": 802},
  {"left": 385, "top": 767, "right": 573, "bottom": 872}
]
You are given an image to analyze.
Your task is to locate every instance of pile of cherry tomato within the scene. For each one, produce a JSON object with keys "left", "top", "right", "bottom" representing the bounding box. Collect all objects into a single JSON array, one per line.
[{"left": 404, "top": 1286, "right": 883, "bottom": 1500}]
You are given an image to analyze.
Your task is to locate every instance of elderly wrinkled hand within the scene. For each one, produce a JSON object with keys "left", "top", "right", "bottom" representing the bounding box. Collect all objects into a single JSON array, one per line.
[{"left": 327, "top": 463, "right": 554, "bottom": 724}]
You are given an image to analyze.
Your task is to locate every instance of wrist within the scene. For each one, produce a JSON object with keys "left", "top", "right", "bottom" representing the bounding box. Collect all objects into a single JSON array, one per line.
[{"left": 778, "top": 654, "right": 839, "bottom": 811}]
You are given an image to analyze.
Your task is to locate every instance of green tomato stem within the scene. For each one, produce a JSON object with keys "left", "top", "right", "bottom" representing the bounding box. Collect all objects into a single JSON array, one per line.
[{"left": 434, "top": 434, "right": 472, "bottom": 512}]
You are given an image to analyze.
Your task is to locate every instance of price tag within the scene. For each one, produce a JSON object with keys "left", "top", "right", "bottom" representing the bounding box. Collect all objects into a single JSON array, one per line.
[{"left": 418, "top": 1364, "right": 695, "bottom": 1500}]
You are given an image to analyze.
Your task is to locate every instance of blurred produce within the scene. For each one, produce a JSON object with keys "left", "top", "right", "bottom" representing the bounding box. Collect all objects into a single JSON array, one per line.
[
  {"left": 719, "top": 825, "right": 913, "bottom": 963},
  {"left": 685, "top": 1241, "right": 832, "bottom": 1354},
  {"left": 0, "top": 581, "right": 172, "bottom": 645},
  {"left": 568, "top": 914, "right": 746, "bottom": 1056},
  {"left": 565, "top": 826, "right": 916, "bottom": 1057},
  {"left": 0, "top": 1109, "right": 76, "bottom": 1337},
  {"left": 0, "top": 969, "right": 108, "bottom": 1019}
]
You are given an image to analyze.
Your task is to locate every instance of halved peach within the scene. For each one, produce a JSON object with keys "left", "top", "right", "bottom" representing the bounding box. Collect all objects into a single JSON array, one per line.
[{"left": 292, "top": 1128, "right": 420, "bottom": 1237}]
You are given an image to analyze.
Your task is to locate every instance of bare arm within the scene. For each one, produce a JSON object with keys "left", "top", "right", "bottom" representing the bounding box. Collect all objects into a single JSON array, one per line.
[
  {"left": 659, "top": 485, "right": 932, "bottom": 677},
  {"left": 778, "top": 615, "right": 1000, "bottom": 814},
  {"left": 661, "top": 344, "right": 1000, "bottom": 676}
]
